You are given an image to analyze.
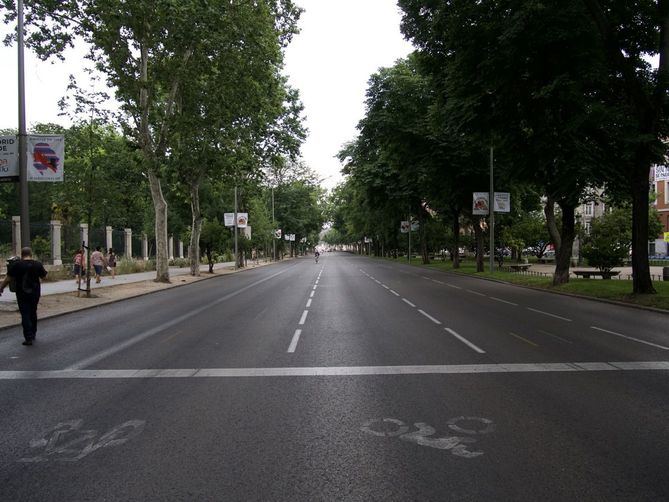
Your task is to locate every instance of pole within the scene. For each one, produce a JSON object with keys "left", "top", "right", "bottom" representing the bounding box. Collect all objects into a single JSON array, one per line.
[
  {"left": 489, "top": 143, "right": 494, "bottom": 273},
  {"left": 407, "top": 213, "right": 411, "bottom": 263},
  {"left": 17, "top": 0, "right": 30, "bottom": 247},
  {"left": 272, "top": 186, "right": 276, "bottom": 261},
  {"left": 234, "top": 185, "right": 238, "bottom": 270}
]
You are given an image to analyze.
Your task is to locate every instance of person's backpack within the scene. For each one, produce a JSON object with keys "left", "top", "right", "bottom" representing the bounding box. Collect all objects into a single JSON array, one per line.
[{"left": 6, "top": 256, "right": 19, "bottom": 293}]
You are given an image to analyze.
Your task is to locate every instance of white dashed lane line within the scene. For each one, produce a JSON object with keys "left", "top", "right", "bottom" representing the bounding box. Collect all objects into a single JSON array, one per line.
[
  {"left": 447, "top": 284, "right": 462, "bottom": 290},
  {"left": 467, "top": 289, "right": 486, "bottom": 297},
  {"left": 489, "top": 297, "right": 518, "bottom": 306},
  {"left": 299, "top": 310, "right": 309, "bottom": 325},
  {"left": 444, "top": 328, "right": 486, "bottom": 354},
  {"left": 526, "top": 307, "right": 572, "bottom": 322},
  {"left": 306, "top": 299, "right": 312, "bottom": 308},
  {"left": 590, "top": 326, "right": 669, "bottom": 351},
  {"left": 310, "top": 291, "right": 315, "bottom": 298},
  {"left": 418, "top": 309, "right": 442, "bottom": 325},
  {"left": 389, "top": 289, "right": 400, "bottom": 296},
  {"left": 402, "top": 298, "right": 416, "bottom": 308},
  {"left": 287, "top": 329, "right": 302, "bottom": 353}
]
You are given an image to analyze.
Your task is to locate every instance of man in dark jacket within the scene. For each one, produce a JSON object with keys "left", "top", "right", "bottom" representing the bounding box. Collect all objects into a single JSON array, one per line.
[{"left": 0, "top": 247, "right": 48, "bottom": 345}]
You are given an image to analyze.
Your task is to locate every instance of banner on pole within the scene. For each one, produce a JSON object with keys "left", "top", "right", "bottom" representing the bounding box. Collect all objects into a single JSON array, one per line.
[
  {"left": 274, "top": 229, "right": 282, "bottom": 239},
  {"left": 493, "top": 192, "right": 511, "bottom": 212},
  {"left": 236, "top": 213, "right": 248, "bottom": 228},
  {"left": 410, "top": 220, "right": 419, "bottom": 231},
  {"left": 224, "top": 213, "right": 235, "bottom": 227},
  {"left": 284, "top": 233, "right": 290, "bottom": 241},
  {"left": 400, "top": 221, "right": 410, "bottom": 233},
  {"left": 473, "top": 192, "right": 490, "bottom": 215},
  {"left": 290, "top": 234, "right": 296, "bottom": 242},
  {"left": 27, "top": 135, "right": 65, "bottom": 182},
  {"left": 0, "top": 136, "right": 18, "bottom": 182},
  {"left": 364, "top": 236, "right": 371, "bottom": 243}
]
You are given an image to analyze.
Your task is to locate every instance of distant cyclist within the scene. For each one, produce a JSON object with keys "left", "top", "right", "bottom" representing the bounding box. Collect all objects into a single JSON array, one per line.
[{"left": 315, "top": 250, "right": 320, "bottom": 263}]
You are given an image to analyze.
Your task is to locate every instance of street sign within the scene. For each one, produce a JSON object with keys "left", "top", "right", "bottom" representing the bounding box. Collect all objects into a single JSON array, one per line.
[
  {"left": 0, "top": 136, "right": 18, "bottom": 182},
  {"left": 290, "top": 234, "right": 296, "bottom": 242}
]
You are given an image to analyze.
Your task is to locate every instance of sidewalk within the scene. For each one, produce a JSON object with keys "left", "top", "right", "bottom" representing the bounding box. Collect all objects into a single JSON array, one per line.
[
  {"left": 522, "top": 263, "right": 667, "bottom": 280},
  {"left": 0, "top": 261, "right": 236, "bottom": 305}
]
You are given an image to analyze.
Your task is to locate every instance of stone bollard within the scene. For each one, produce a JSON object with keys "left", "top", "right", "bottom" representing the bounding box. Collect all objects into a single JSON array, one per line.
[
  {"left": 124, "top": 228, "right": 132, "bottom": 258},
  {"left": 142, "top": 233, "right": 149, "bottom": 261},
  {"left": 11, "top": 216, "right": 21, "bottom": 256},
  {"left": 50, "top": 220, "right": 62, "bottom": 265}
]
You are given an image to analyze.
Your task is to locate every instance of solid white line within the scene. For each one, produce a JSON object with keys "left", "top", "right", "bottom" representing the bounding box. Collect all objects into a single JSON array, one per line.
[
  {"left": 527, "top": 307, "right": 572, "bottom": 322},
  {"left": 299, "top": 310, "right": 309, "bottom": 325},
  {"left": 382, "top": 284, "right": 390, "bottom": 289},
  {"left": 447, "top": 284, "right": 462, "bottom": 290},
  {"left": 445, "top": 328, "right": 486, "bottom": 354},
  {"left": 466, "top": 290, "right": 486, "bottom": 297},
  {"left": 402, "top": 298, "right": 416, "bottom": 308},
  {"left": 287, "top": 329, "right": 302, "bottom": 353},
  {"left": 489, "top": 296, "right": 518, "bottom": 306},
  {"left": 389, "top": 289, "right": 400, "bottom": 296},
  {"left": 8, "top": 361, "right": 668, "bottom": 379},
  {"left": 432, "top": 280, "right": 445, "bottom": 285},
  {"left": 421, "top": 276, "right": 431, "bottom": 280},
  {"left": 590, "top": 326, "right": 669, "bottom": 351},
  {"left": 306, "top": 299, "right": 312, "bottom": 308},
  {"left": 418, "top": 310, "right": 442, "bottom": 325},
  {"left": 310, "top": 291, "right": 315, "bottom": 298},
  {"left": 67, "top": 264, "right": 298, "bottom": 370},
  {"left": 313, "top": 285, "right": 317, "bottom": 291},
  {"left": 374, "top": 280, "right": 381, "bottom": 284}
]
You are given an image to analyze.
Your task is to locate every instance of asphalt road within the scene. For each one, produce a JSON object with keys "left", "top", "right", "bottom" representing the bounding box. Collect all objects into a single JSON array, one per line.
[{"left": 1, "top": 252, "right": 668, "bottom": 501}]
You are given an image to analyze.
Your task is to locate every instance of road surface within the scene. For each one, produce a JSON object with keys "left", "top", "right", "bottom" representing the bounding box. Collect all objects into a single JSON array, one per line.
[{"left": 1, "top": 252, "right": 668, "bottom": 501}]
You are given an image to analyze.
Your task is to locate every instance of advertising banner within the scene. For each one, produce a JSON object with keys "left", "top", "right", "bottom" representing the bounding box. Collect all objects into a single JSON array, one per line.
[
  {"left": 0, "top": 136, "right": 18, "bottom": 182},
  {"left": 27, "top": 135, "right": 64, "bottom": 182},
  {"left": 290, "top": 234, "right": 296, "bottom": 242},
  {"left": 284, "top": 234, "right": 290, "bottom": 241},
  {"left": 473, "top": 192, "right": 489, "bottom": 215},
  {"left": 494, "top": 192, "right": 511, "bottom": 212},
  {"left": 224, "top": 213, "right": 235, "bottom": 227},
  {"left": 400, "top": 221, "right": 410, "bottom": 234},
  {"left": 410, "top": 220, "right": 419, "bottom": 231},
  {"left": 236, "top": 213, "right": 248, "bottom": 228},
  {"left": 274, "top": 229, "right": 282, "bottom": 239}
]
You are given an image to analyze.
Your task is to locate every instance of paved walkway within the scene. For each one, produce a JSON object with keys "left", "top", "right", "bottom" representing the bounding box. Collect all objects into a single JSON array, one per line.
[
  {"left": 515, "top": 263, "right": 667, "bottom": 281},
  {"left": 0, "top": 261, "right": 236, "bottom": 304}
]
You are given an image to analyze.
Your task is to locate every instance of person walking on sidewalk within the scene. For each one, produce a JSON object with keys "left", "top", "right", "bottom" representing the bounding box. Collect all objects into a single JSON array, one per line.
[
  {"left": 90, "top": 246, "right": 106, "bottom": 283},
  {"left": 0, "top": 247, "right": 48, "bottom": 346},
  {"left": 73, "top": 248, "right": 85, "bottom": 286},
  {"left": 107, "top": 248, "right": 117, "bottom": 279}
]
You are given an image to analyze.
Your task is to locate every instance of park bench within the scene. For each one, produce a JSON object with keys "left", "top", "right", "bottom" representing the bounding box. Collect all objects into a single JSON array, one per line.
[
  {"left": 572, "top": 270, "right": 620, "bottom": 280},
  {"left": 508, "top": 263, "right": 531, "bottom": 272}
]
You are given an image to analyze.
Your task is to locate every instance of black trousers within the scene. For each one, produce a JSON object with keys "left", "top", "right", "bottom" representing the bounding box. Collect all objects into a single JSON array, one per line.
[{"left": 17, "top": 293, "right": 40, "bottom": 341}]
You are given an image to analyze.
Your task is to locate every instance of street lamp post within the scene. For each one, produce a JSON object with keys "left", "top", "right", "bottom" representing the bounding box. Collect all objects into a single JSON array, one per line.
[
  {"left": 489, "top": 143, "right": 494, "bottom": 273},
  {"left": 17, "top": 0, "right": 30, "bottom": 247}
]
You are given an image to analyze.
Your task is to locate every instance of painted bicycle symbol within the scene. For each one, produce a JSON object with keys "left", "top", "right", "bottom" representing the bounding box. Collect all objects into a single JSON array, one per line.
[
  {"left": 361, "top": 416, "right": 495, "bottom": 458},
  {"left": 19, "top": 419, "right": 145, "bottom": 463}
]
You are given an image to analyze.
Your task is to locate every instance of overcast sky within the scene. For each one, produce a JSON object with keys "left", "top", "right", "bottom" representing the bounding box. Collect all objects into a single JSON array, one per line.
[{"left": 0, "top": 1, "right": 413, "bottom": 190}]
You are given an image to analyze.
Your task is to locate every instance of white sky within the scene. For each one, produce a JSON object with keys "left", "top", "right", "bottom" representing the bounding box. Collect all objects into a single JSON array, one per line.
[{"left": 0, "top": 1, "right": 413, "bottom": 190}]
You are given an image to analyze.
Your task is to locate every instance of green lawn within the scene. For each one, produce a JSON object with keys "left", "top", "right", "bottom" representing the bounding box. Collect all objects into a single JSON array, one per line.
[{"left": 382, "top": 257, "right": 669, "bottom": 311}]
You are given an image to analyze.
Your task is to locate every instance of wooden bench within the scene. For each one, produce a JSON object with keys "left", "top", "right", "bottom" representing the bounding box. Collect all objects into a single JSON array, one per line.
[
  {"left": 573, "top": 270, "right": 620, "bottom": 280},
  {"left": 508, "top": 263, "right": 531, "bottom": 272}
]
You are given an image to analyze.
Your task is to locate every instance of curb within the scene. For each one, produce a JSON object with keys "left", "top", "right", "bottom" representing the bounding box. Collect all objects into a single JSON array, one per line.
[{"left": 0, "top": 260, "right": 285, "bottom": 332}]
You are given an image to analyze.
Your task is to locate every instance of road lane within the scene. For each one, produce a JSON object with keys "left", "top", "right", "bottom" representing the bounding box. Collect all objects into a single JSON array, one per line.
[{"left": 1, "top": 253, "right": 669, "bottom": 501}]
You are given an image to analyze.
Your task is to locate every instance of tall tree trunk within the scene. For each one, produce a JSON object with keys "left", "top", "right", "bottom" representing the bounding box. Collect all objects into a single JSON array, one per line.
[
  {"left": 552, "top": 202, "right": 576, "bottom": 286},
  {"left": 148, "top": 170, "right": 169, "bottom": 283},
  {"left": 474, "top": 219, "right": 484, "bottom": 272},
  {"left": 188, "top": 179, "right": 202, "bottom": 277},
  {"left": 631, "top": 163, "right": 656, "bottom": 294},
  {"left": 544, "top": 195, "right": 561, "bottom": 255},
  {"left": 452, "top": 207, "right": 461, "bottom": 269}
]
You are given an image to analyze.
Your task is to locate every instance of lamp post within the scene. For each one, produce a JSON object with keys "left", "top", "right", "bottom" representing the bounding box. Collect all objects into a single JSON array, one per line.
[
  {"left": 17, "top": 0, "right": 30, "bottom": 247},
  {"left": 489, "top": 143, "right": 494, "bottom": 273}
]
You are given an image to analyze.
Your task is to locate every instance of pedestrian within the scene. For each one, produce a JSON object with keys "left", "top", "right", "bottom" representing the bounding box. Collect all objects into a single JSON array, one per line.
[
  {"left": 73, "top": 248, "right": 84, "bottom": 285},
  {"left": 0, "top": 247, "right": 48, "bottom": 346},
  {"left": 90, "top": 246, "right": 106, "bottom": 283},
  {"left": 107, "top": 248, "right": 117, "bottom": 279}
]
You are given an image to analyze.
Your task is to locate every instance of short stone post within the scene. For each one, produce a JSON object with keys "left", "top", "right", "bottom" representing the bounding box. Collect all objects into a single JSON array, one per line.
[
  {"left": 168, "top": 235, "right": 174, "bottom": 260},
  {"left": 142, "top": 233, "right": 149, "bottom": 261},
  {"left": 124, "top": 228, "right": 132, "bottom": 258},
  {"left": 50, "top": 220, "right": 62, "bottom": 265},
  {"left": 79, "top": 223, "right": 89, "bottom": 249},
  {"left": 178, "top": 240, "right": 184, "bottom": 259},
  {"left": 11, "top": 216, "right": 21, "bottom": 255},
  {"left": 105, "top": 226, "right": 113, "bottom": 252}
]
